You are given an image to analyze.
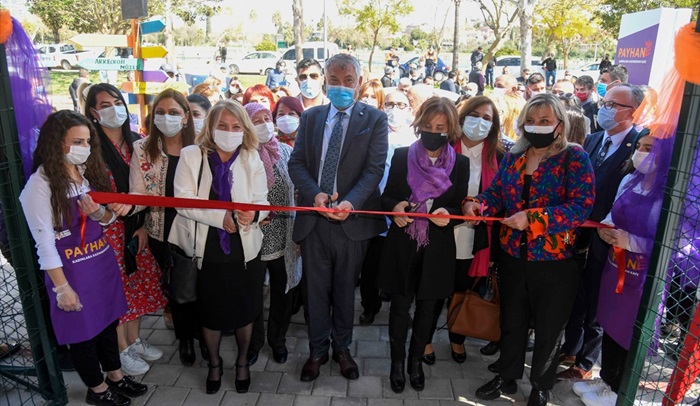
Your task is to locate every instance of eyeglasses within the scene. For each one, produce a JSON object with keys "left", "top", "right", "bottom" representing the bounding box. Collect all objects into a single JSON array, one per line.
[
  {"left": 598, "top": 100, "right": 634, "bottom": 110},
  {"left": 298, "top": 73, "right": 320, "bottom": 81},
  {"left": 384, "top": 101, "right": 408, "bottom": 109}
]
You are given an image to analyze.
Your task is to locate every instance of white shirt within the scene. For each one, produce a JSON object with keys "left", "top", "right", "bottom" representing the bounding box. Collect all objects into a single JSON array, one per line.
[
  {"left": 19, "top": 166, "right": 91, "bottom": 270},
  {"left": 318, "top": 103, "right": 355, "bottom": 195},
  {"left": 379, "top": 128, "right": 417, "bottom": 236},
  {"left": 600, "top": 126, "right": 633, "bottom": 163},
  {"left": 455, "top": 141, "right": 484, "bottom": 259}
]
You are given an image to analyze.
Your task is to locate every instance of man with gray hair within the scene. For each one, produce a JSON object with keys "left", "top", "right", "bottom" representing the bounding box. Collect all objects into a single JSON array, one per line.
[{"left": 289, "top": 53, "right": 388, "bottom": 383}]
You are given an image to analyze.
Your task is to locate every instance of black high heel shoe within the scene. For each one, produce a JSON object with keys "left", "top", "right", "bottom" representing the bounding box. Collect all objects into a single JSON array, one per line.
[
  {"left": 206, "top": 356, "right": 223, "bottom": 394},
  {"left": 235, "top": 363, "right": 251, "bottom": 393}
]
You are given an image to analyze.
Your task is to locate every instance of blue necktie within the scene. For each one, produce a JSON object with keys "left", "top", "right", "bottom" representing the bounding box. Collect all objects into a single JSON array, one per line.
[{"left": 320, "top": 112, "right": 345, "bottom": 194}]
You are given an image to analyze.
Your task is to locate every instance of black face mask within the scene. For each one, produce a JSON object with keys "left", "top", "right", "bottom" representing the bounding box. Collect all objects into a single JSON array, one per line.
[
  {"left": 420, "top": 130, "right": 448, "bottom": 151},
  {"left": 523, "top": 122, "right": 561, "bottom": 149}
]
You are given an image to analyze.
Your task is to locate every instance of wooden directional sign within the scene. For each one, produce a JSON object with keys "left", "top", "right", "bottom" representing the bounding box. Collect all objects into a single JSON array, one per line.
[
  {"left": 79, "top": 58, "right": 143, "bottom": 71},
  {"left": 121, "top": 81, "right": 189, "bottom": 95},
  {"left": 70, "top": 33, "right": 129, "bottom": 48},
  {"left": 141, "top": 19, "right": 166, "bottom": 35},
  {"left": 141, "top": 46, "right": 168, "bottom": 59},
  {"left": 142, "top": 70, "right": 169, "bottom": 83}
]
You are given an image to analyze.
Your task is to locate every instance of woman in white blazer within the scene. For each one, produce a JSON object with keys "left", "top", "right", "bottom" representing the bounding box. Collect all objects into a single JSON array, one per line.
[{"left": 169, "top": 100, "right": 269, "bottom": 395}]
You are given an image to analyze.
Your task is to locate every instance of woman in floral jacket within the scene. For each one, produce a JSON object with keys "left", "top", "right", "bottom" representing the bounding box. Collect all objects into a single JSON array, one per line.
[{"left": 464, "top": 94, "right": 595, "bottom": 406}]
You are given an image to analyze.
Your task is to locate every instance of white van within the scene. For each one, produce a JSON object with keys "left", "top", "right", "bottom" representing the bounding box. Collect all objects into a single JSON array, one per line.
[{"left": 280, "top": 41, "right": 340, "bottom": 68}]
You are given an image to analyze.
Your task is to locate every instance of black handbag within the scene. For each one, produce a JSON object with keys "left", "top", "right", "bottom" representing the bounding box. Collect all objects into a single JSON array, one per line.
[{"left": 162, "top": 151, "right": 204, "bottom": 304}]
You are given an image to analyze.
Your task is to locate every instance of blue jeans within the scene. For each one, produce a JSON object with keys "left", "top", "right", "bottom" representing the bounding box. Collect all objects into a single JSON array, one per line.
[
  {"left": 545, "top": 70, "right": 556, "bottom": 87},
  {"left": 485, "top": 68, "right": 494, "bottom": 87}
]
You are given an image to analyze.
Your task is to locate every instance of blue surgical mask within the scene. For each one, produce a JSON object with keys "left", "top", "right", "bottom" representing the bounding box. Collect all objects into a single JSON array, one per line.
[
  {"left": 597, "top": 82, "right": 607, "bottom": 98},
  {"left": 326, "top": 85, "right": 355, "bottom": 109},
  {"left": 597, "top": 106, "right": 618, "bottom": 131}
]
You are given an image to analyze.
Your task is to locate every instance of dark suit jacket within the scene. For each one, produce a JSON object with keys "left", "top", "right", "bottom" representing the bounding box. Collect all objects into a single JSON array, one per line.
[
  {"left": 377, "top": 147, "right": 469, "bottom": 300},
  {"left": 581, "top": 128, "right": 638, "bottom": 260},
  {"left": 289, "top": 101, "right": 389, "bottom": 243},
  {"left": 439, "top": 79, "right": 457, "bottom": 93}
]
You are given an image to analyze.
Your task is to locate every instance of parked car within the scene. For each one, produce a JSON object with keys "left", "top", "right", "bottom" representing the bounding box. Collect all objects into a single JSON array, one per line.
[
  {"left": 227, "top": 51, "right": 281, "bottom": 75},
  {"left": 36, "top": 43, "right": 98, "bottom": 70},
  {"left": 493, "top": 55, "right": 545, "bottom": 78},
  {"left": 279, "top": 41, "right": 340, "bottom": 68},
  {"left": 399, "top": 55, "right": 451, "bottom": 82},
  {"left": 562, "top": 62, "right": 600, "bottom": 80}
]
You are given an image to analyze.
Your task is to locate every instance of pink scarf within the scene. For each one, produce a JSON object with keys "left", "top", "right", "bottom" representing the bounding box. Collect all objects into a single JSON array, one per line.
[{"left": 258, "top": 136, "right": 280, "bottom": 189}]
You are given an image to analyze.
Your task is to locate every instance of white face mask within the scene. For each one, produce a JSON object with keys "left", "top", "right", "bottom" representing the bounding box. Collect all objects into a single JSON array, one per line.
[
  {"left": 386, "top": 107, "right": 411, "bottom": 129},
  {"left": 96, "top": 105, "right": 128, "bottom": 129},
  {"left": 254, "top": 122, "right": 275, "bottom": 143},
  {"left": 193, "top": 118, "right": 205, "bottom": 135},
  {"left": 524, "top": 124, "right": 558, "bottom": 134},
  {"left": 276, "top": 115, "right": 299, "bottom": 134},
  {"left": 154, "top": 114, "right": 184, "bottom": 137},
  {"left": 529, "top": 90, "right": 544, "bottom": 98},
  {"left": 299, "top": 79, "right": 322, "bottom": 99},
  {"left": 360, "top": 97, "right": 378, "bottom": 108},
  {"left": 65, "top": 145, "right": 91, "bottom": 165},
  {"left": 214, "top": 129, "right": 244, "bottom": 152},
  {"left": 462, "top": 116, "right": 492, "bottom": 142},
  {"left": 491, "top": 87, "right": 506, "bottom": 99},
  {"left": 632, "top": 150, "right": 655, "bottom": 174}
]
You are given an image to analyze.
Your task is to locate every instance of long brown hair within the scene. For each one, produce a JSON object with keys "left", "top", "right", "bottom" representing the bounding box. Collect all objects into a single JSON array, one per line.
[
  {"left": 457, "top": 96, "right": 504, "bottom": 171},
  {"left": 31, "top": 110, "right": 111, "bottom": 228},
  {"left": 411, "top": 97, "right": 461, "bottom": 143},
  {"left": 144, "top": 89, "right": 196, "bottom": 162}
]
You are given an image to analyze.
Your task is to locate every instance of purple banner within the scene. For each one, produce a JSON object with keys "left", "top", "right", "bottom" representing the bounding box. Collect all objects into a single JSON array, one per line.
[{"left": 616, "top": 24, "right": 659, "bottom": 85}]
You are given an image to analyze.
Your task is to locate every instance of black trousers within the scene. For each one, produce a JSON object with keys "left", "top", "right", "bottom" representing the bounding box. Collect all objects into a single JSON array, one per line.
[
  {"left": 389, "top": 248, "right": 440, "bottom": 361},
  {"left": 149, "top": 237, "right": 199, "bottom": 341},
  {"left": 69, "top": 320, "right": 120, "bottom": 388},
  {"left": 252, "top": 256, "right": 295, "bottom": 351},
  {"left": 301, "top": 220, "right": 368, "bottom": 358},
  {"left": 600, "top": 333, "right": 627, "bottom": 393},
  {"left": 497, "top": 254, "right": 581, "bottom": 390},
  {"left": 428, "top": 259, "right": 474, "bottom": 345},
  {"left": 360, "top": 236, "right": 385, "bottom": 315}
]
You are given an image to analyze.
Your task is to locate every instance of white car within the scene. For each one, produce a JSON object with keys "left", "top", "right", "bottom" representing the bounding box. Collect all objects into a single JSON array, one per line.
[
  {"left": 562, "top": 62, "right": 601, "bottom": 81},
  {"left": 228, "top": 51, "right": 281, "bottom": 75},
  {"left": 493, "top": 55, "right": 545, "bottom": 78}
]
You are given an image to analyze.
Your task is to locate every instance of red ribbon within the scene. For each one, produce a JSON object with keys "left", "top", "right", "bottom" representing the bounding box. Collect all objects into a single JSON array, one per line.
[
  {"left": 88, "top": 191, "right": 611, "bottom": 228},
  {"left": 79, "top": 209, "right": 87, "bottom": 248},
  {"left": 613, "top": 246, "right": 627, "bottom": 294}
]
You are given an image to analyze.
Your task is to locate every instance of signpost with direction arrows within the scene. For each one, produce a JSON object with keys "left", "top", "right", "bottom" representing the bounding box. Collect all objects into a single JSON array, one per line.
[
  {"left": 141, "top": 18, "right": 166, "bottom": 35},
  {"left": 140, "top": 46, "right": 168, "bottom": 59},
  {"left": 78, "top": 58, "right": 143, "bottom": 71}
]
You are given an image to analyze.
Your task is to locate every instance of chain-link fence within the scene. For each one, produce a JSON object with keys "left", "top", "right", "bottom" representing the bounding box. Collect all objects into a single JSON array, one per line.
[
  {"left": 0, "top": 42, "right": 67, "bottom": 405},
  {"left": 617, "top": 78, "right": 700, "bottom": 403}
]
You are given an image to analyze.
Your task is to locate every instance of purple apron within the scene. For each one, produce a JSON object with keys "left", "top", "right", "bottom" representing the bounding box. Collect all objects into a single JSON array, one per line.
[
  {"left": 597, "top": 189, "right": 660, "bottom": 350},
  {"left": 46, "top": 197, "right": 127, "bottom": 345}
]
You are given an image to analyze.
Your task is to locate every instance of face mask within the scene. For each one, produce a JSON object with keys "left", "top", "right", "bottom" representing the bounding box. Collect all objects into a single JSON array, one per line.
[
  {"left": 154, "top": 114, "right": 184, "bottom": 137},
  {"left": 276, "top": 115, "right": 299, "bottom": 134},
  {"left": 575, "top": 91, "right": 589, "bottom": 103},
  {"left": 360, "top": 97, "right": 378, "bottom": 108},
  {"left": 386, "top": 108, "right": 411, "bottom": 129},
  {"left": 96, "top": 105, "right": 128, "bottom": 129},
  {"left": 299, "top": 80, "right": 322, "bottom": 99},
  {"left": 529, "top": 90, "right": 544, "bottom": 98},
  {"left": 65, "top": 145, "right": 91, "bottom": 165},
  {"left": 462, "top": 116, "right": 492, "bottom": 142},
  {"left": 326, "top": 85, "right": 356, "bottom": 109},
  {"left": 491, "top": 87, "right": 506, "bottom": 99},
  {"left": 254, "top": 122, "right": 275, "bottom": 143},
  {"left": 420, "top": 130, "right": 448, "bottom": 151},
  {"left": 632, "top": 150, "right": 655, "bottom": 174},
  {"left": 597, "top": 106, "right": 619, "bottom": 131},
  {"left": 523, "top": 122, "right": 560, "bottom": 149},
  {"left": 214, "top": 129, "right": 244, "bottom": 152},
  {"left": 193, "top": 118, "right": 205, "bottom": 134},
  {"left": 597, "top": 82, "right": 607, "bottom": 98}
]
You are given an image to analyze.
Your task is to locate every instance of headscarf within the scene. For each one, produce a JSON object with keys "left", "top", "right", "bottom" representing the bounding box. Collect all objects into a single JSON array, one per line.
[{"left": 244, "top": 103, "right": 280, "bottom": 189}]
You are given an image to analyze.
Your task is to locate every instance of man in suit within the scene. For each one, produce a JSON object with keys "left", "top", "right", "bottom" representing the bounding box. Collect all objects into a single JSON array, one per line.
[
  {"left": 439, "top": 71, "right": 457, "bottom": 93},
  {"left": 288, "top": 53, "right": 389, "bottom": 382},
  {"left": 558, "top": 83, "right": 645, "bottom": 380}
]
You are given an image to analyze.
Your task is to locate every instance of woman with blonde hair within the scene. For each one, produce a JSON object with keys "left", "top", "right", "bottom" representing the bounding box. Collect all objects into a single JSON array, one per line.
[
  {"left": 464, "top": 94, "right": 595, "bottom": 405},
  {"left": 356, "top": 79, "right": 385, "bottom": 110},
  {"left": 169, "top": 99, "right": 269, "bottom": 395},
  {"left": 492, "top": 93, "right": 525, "bottom": 141}
]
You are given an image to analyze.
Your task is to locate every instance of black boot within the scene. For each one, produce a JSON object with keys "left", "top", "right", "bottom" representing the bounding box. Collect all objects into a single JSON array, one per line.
[
  {"left": 179, "top": 339, "right": 195, "bottom": 366},
  {"left": 390, "top": 360, "right": 405, "bottom": 393},
  {"left": 407, "top": 357, "right": 425, "bottom": 391},
  {"left": 528, "top": 389, "right": 549, "bottom": 406}
]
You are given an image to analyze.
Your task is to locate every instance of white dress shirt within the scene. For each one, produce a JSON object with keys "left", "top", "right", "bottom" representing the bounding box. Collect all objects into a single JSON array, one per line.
[
  {"left": 318, "top": 103, "right": 355, "bottom": 195},
  {"left": 455, "top": 140, "right": 484, "bottom": 260}
]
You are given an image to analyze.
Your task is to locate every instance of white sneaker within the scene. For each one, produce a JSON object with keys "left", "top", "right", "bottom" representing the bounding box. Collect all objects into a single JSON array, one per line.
[
  {"left": 573, "top": 378, "right": 610, "bottom": 396},
  {"left": 581, "top": 387, "right": 618, "bottom": 406},
  {"left": 120, "top": 346, "right": 150, "bottom": 375},
  {"left": 131, "top": 338, "right": 163, "bottom": 361}
]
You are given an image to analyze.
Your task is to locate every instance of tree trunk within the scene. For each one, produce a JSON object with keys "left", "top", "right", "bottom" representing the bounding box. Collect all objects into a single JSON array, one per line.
[
  {"left": 292, "top": 0, "right": 304, "bottom": 64},
  {"left": 519, "top": 0, "right": 535, "bottom": 72},
  {"left": 53, "top": 27, "right": 60, "bottom": 43},
  {"left": 452, "top": 0, "right": 461, "bottom": 72},
  {"left": 205, "top": 16, "right": 211, "bottom": 42},
  {"left": 369, "top": 30, "right": 379, "bottom": 73},
  {"left": 165, "top": 0, "right": 175, "bottom": 65}
]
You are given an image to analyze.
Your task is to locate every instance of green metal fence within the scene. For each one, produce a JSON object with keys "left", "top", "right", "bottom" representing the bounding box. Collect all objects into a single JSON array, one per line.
[{"left": 0, "top": 42, "right": 67, "bottom": 405}]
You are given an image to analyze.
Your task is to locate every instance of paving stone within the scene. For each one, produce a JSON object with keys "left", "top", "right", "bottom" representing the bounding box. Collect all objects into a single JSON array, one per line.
[
  {"left": 142, "top": 364, "right": 183, "bottom": 386},
  {"left": 220, "top": 391, "right": 259, "bottom": 406},
  {"left": 278, "top": 372, "right": 314, "bottom": 395},
  {"left": 366, "top": 399, "right": 404, "bottom": 406},
  {"left": 416, "top": 378, "right": 453, "bottom": 400},
  {"left": 249, "top": 370, "right": 282, "bottom": 393},
  {"left": 353, "top": 326, "right": 382, "bottom": 341},
  {"left": 293, "top": 395, "right": 332, "bottom": 406},
  {"left": 152, "top": 344, "right": 177, "bottom": 365},
  {"left": 381, "top": 377, "right": 418, "bottom": 399},
  {"left": 266, "top": 352, "right": 302, "bottom": 373},
  {"left": 348, "top": 376, "right": 383, "bottom": 398},
  {"left": 147, "top": 329, "right": 177, "bottom": 346},
  {"left": 363, "top": 358, "right": 391, "bottom": 376},
  {"left": 145, "top": 386, "right": 190, "bottom": 406},
  {"left": 428, "top": 361, "right": 464, "bottom": 380},
  {"left": 174, "top": 366, "right": 207, "bottom": 388},
  {"left": 331, "top": 397, "right": 367, "bottom": 406},
  {"left": 140, "top": 315, "right": 160, "bottom": 329},
  {"left": 312, "top": 375, "right": 349, "bottom": 397},
  {"left": 183, "top": 388, "right": 224, "bottom": 405},
  {"left": 404, "top": 400, "right": 438, "bottom": 406},
  {"left": 256, "top": 393, "right": 296, "bottom": 406},
  {"left": 355, "top": 341, "right": 388, "bottom": 359}
]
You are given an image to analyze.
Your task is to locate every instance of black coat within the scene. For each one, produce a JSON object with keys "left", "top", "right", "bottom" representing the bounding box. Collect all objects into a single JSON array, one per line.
[{"left": 377, "top": 147, "right": 469, "bottom": 300}]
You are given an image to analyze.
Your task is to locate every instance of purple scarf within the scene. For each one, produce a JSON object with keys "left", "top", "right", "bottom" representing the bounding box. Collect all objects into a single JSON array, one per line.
[
  {"left": 406, "top": 141, "right": 456, "bottom": 249},
  {"left": 258, "top": 136, "right": 281, "bottom": 189},
  {"left": 209, "top": 148, "right": 240, "bottom": 254}
]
